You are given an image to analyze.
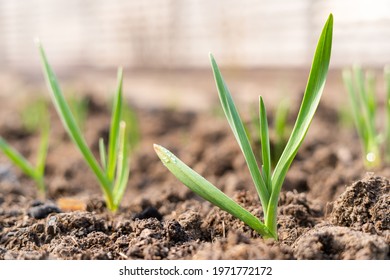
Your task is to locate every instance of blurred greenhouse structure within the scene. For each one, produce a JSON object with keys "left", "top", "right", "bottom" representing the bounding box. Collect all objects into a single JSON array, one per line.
[
  {"left": 0, "top": 0, "right": 390, "bottom": 71},
  {"left": 0, "top": 0, "right": 389, "bottom": 110}
]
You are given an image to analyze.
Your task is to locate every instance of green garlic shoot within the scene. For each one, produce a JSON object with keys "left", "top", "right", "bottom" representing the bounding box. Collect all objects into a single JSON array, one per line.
[
  {"left": 37, "top": 40, "right": 131, "bottom": 212},
  {"left": 342, "top": 65, "right": 389, "bottom": 168},
  {"left": 21, "top": 97, "right": 49, "bottom": 133},
  {"left": 154, "top": 14, "right": 333, "bottom": 240},
  {"left": 385, "top": 66, "right": 390, "bottom": 163}
]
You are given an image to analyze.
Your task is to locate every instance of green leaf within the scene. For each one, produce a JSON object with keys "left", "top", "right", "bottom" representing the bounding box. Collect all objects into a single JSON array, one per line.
[
  {"left": 99, "top": 138, "right": 107, "bottom": 171},
  {"left": 107, "top": 68, "right": 123, "bottom": 182},
  {"left": 37, "top": 40, "right": 113, "bottom": 206},
  {"left": 35, "top": 121, "right": 49, "bottom": 179},
  {"left": 210, "top": 54, "right": 270, "bottom": 216},
  {"left": 0, "top": 137, "right": 38, "bottom": 180},
  {"left": 113, "top": 121, "right": 130, "bottom": 208},
  {"left": 385, "top": 66, "right": 390, "bottom": 162},
  {"left": 154, "top": 144, "right": 275, "bottom": 238},
  {"left": 259, "top": 96, "right": 272, "bottom": 193},
  {"left": 365, "top": 70, "right": 377, "bottom": 126},
  {"left": 267, "top": 14, "right": 333, "bottom": 233},
  {"left": 121, "top": 103, "right": 140, "bottom": 155},
  {"left": 343, "top": 66, "right": 380, "bottom": 167}
]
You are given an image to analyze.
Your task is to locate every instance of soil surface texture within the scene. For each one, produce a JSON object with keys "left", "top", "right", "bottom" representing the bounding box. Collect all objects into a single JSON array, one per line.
[{"left": 0, "top": 95, "right": 389, "bottom": 260}]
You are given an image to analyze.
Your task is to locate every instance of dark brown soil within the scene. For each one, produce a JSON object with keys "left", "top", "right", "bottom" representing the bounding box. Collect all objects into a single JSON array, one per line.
[{"left": 0, "top": 96, "right": 389, "bottom": 260}]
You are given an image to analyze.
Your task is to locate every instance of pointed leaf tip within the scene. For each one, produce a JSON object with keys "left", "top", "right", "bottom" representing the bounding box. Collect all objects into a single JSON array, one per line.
[
  {"left": 153, "top": 144, "right": 163, "bottom": 155},
  {"left": 34, "top": 37, "right": 42, "bottom": 47}
]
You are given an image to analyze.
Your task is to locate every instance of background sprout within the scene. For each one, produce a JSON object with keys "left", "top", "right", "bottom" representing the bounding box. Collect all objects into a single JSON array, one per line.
[
  {"left": 37, "top": 41, "right": 132, "bottom": 212},
  {"left": 385, "top": 66, "right": 390, "bottom": 162},
  {"left": 342, "top": 65, "right": 388, "bottom": 168},
  {"left": 121, "top": 103, "right": 141, "bottom": 155},
  {"left": 154, "top": 14, "right": 333, "bottom": 239},
  {"left": 0, "top": 100, "right": 49, "bottom": 195},
  {"left": 20, "top": 97, "right": 49, "bottom": 133}
]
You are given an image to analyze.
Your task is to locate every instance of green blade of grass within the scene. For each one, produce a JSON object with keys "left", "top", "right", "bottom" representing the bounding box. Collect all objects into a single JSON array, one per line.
[
  {"left": 210, "top": 54, "right": 270, "bottom": 216},
  {"left": 107, "top": 68, "right": 123, "bottom": 182},
  {"left": 154, "top": 144, "right": 275, "bottom": 238},
  {"left": 37, "top": 40, "right": 113, "bottom": 205},
  {"left": 267, "top": 14, "right": 333, "bottom": 234},
  {"left": 259, "top": 96, "right": 272, "bottom": 193}
]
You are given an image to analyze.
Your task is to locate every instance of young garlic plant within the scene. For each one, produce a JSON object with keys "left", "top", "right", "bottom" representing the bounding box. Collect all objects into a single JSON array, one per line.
[
  {"left": 154, "top": 14, "right": 333, "bottom": 239},
  {"left": 343, "top": 65, "right": 390, "bottom": 168},
  {"left": 37, "top": 40, "right": 131, "bottom": 211}
]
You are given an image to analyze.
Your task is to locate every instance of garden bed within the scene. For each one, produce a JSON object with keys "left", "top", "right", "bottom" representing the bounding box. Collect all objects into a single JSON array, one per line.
[{"left": 0, "top": 95, "right": 389, "bottom": 260}]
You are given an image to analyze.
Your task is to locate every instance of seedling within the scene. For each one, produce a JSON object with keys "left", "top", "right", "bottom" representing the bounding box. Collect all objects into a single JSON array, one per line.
[
  {"left": 154, "top": 14, "right": 333, "bottom": 239},
  {"left": 272, "top": 99, "right": 290, "bottom": 166},
  {"left": 0, "top": 102, "right": 49, "bottom": 195},
  {"left": 20, "top": 97, "right": 49, "bottom": 133},
  {"left": 385, "top": 66, "right": 390, "bottom": 162},
  {"left": 342, "top": 65, "right": 390, "bottom": 168},
  {"left": 37, "top": 41, "right": 131, "bottom": 212},
  {"left": 121, "top": 103, "right": 140, "bottom": 155}
]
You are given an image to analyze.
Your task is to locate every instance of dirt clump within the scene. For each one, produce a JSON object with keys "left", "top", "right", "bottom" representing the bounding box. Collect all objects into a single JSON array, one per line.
[{"left": 330, "top": 175, "right": 390, "bottom": 242}]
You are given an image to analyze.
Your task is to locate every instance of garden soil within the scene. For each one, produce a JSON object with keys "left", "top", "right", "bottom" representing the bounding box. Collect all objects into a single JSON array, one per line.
[{"left": 0, "top": 94, "right": 389, "bottom": 260}]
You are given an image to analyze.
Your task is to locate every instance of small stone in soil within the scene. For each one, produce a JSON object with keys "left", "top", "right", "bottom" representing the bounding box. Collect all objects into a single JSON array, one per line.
[
  {"left": 134, "top": 207, "right": 163, "bottom": 221},
  {"left": 28, "top": 204, "right": 61, "bottom": 219},
  {"left": 30, "top": 200, "right": 44, "bottom": 207}
]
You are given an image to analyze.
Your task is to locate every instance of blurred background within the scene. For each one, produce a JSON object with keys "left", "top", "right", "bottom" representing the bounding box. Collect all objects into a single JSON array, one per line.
[{"left": 0, "top": 0, "right": 389, "bottom": 110}]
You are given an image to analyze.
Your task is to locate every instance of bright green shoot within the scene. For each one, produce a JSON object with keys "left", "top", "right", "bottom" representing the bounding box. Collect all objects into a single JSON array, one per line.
[
  {"left": 154, "top": 14, "right": 333, "bottom": 239},
  {"left": 0, "top": 105, "right": 49, "bottom": 195},
  {"left": 342, "top": 65, "right": 383, "bottom": 168},
  {"left": 247, "top": 98, "right": 290, "bottom": 168},
  {"left": 37, "top": 41, "right": 131, "bottom": 212}
]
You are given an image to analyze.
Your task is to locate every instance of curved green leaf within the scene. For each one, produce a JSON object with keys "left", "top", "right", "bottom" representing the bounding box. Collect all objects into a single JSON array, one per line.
[
  {"left": 210, "top": 55, "right": 270, "bottom": 215},
  {"left": 267, "top": 14, "right": 333, "bottom": 233},
  {"left": 154, "top": 144, "right": 274, "bottom": 238}
]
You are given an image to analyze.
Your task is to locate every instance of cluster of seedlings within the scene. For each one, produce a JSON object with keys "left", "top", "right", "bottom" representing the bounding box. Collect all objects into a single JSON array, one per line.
[
  {"left": 343, "top": 65, "right": 390, "bottom": 168},
  {"left": 2, "top": 13, "right": 384, "bottom": 243}
]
